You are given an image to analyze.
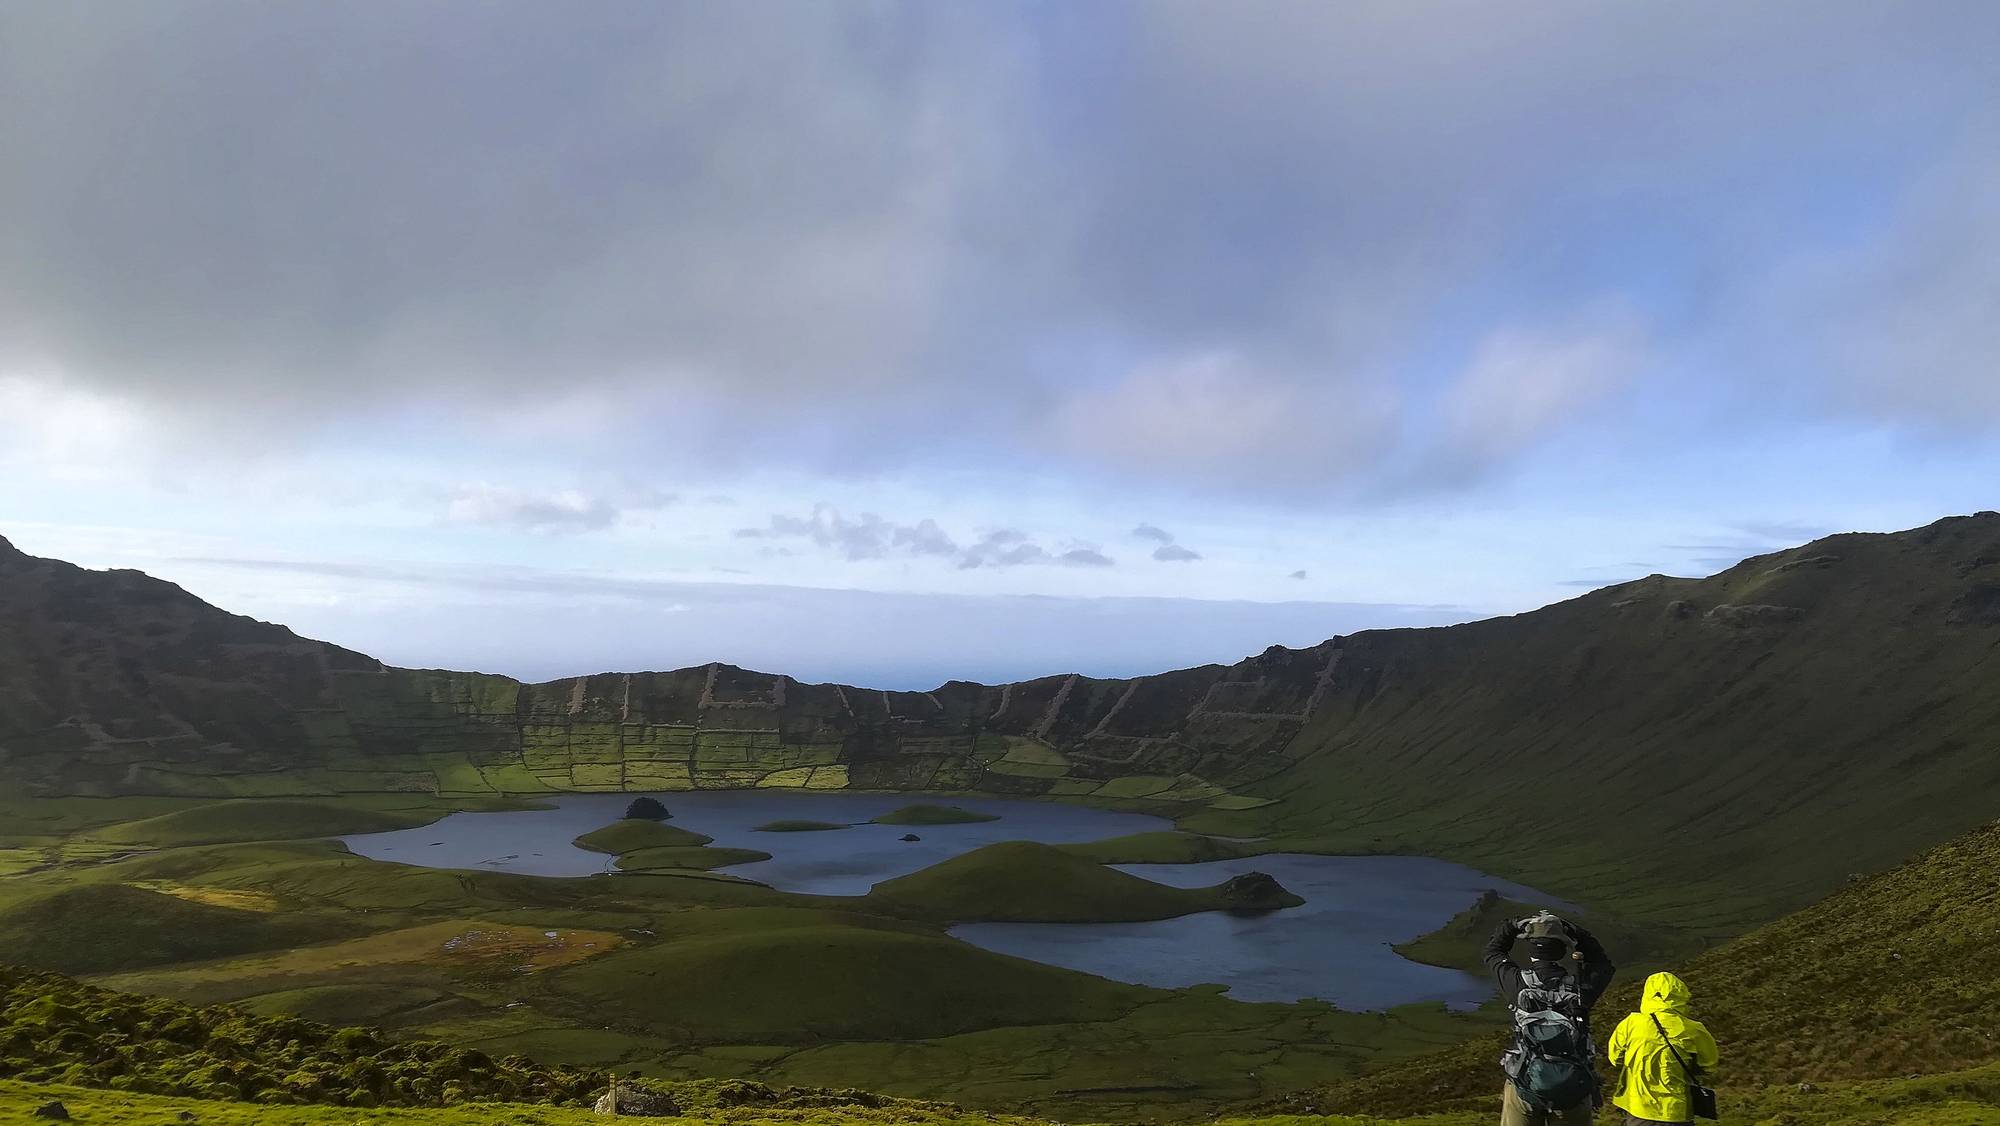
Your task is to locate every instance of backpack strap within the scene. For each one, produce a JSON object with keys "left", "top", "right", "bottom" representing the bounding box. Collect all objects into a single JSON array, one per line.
[{"left": 1649, "top": 1013, "right": 1699, "bottom": 1079}]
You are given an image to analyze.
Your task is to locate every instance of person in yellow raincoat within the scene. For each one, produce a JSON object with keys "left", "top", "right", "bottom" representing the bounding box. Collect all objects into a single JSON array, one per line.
[{"left": 1605, "top": 972, "right": 1720, "bottom": 1124}]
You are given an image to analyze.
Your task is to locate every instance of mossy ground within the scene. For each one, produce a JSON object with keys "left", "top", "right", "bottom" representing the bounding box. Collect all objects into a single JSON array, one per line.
[{"left": 0, "top": 1080, "right": 1053, "bottom": 1126}]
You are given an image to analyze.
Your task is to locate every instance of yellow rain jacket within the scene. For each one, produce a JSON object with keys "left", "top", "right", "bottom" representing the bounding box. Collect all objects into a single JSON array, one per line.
[{"left": 1608, "top": 972, "right": 1719, "bottom": 1123}]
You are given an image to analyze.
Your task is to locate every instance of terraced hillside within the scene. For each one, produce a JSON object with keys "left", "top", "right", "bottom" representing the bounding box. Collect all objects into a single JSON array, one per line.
[
  {"left": 0, "top": 533, "right": 1318, "bottom": 809},
  {"left": 7, "top": 514, "right": 2000, "bottom": 933}
]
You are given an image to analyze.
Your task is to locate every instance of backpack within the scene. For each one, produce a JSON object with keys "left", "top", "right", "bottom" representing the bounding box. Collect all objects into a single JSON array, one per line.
[{"left": 1500, "top": 967, "right": 1596, "bottom": 1111}]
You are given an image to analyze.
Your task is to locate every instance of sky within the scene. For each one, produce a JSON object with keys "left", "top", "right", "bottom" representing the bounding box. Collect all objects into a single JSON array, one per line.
[{"left": 3, "top": 2, "right": 1998, "bottom": 688}]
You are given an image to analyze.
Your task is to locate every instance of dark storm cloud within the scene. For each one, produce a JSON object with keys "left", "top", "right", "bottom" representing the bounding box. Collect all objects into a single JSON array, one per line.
[{"left": 3, "top": 2, "right": 1997, "bottom": 495}]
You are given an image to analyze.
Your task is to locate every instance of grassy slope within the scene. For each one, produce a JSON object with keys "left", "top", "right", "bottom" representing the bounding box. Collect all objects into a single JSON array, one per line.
[
  {"left": 0, "top": 1082, "right": 1058, "bottom": 1126},
  {"left": 873, "top": 804, "right": 1000, "bottom": 826},
  {"left": 1059, "top": 831, "right": 1266, "bottom": 864},
  {"left": 1205, "top": 514, "right": 2000, "bottom": 932},
  {"left": 12, "top": 1069, "right": 2000, "bottom": 1126},
  {"left": 553, "top": 912, "right": 1152, "bottom": 1043},
  {"left": 1229, "top": 1060, "right": 2000, "bottom": 1126},
  {"left": 1283, "top": 820, "right": 2000, "bottom": 1119},
  {"left": 616, "top": 846, "right": 772, "bottom": 872},
  {"left": 866, "top": 841, "right": 1300, "bottom": 922},
  {"left": 90, "top": 799, "right": 433, "bottom": 847},
  {"left": 0, "top": 884, "right": 357, "bottom": 974}
]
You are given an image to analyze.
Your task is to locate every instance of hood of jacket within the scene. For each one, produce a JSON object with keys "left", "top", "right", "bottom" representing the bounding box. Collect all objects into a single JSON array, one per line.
[{"left": 1639, "top": 971, "right": 1692, "bottom": 1014}]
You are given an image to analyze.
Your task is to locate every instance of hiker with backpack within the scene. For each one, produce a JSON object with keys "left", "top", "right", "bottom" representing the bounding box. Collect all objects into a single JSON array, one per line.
[
  {"left": 1605, "top": 972, "right": 1720, "bottom": 1124},
  {"left": 1485, "top": 911, "right": 1617, "bottom": 1125}
]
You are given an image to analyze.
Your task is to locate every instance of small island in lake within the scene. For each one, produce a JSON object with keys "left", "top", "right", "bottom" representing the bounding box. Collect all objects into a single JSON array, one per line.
[
  {"left": 873, "top": 804, "right": 1000, "bottom": 826},
  {"left": 752, "top": 819, "right": 852, "bottom": 833}
]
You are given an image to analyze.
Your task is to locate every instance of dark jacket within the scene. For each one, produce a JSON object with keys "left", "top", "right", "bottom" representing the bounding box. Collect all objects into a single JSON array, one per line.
[{"left": 1484, "top": 921, "right": 1616, "bottom": 1017}]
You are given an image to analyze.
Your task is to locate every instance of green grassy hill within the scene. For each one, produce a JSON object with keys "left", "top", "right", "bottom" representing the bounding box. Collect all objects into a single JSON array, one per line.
[
  {"left": 550, "top": 907, "right": 1154, "bottom": 1043},
  {"left": 92, "top": 799, "right": 431, "bottom": 847},
  {"left": 573, "top": 819, "right": 714, "bottom": 853},
  {"left": 873, "top": 804, "right": 999, "bottom": 826},
  {"left": 1198, "top": 513, "right": 2000, "bottom": 932},
  {"left": 867, "top": 841, "right": 1301, "bottom": 921},
  {"left": 0, "top": 885, "right": 356, "bottom": 975}
]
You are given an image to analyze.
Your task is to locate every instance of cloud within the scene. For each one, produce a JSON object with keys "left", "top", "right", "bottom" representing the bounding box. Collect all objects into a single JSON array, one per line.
[
  {"left": 443, "top": 482, "right": 675, "bottom": 533},
  {"left": 1423, "top": 312, "right": 1646, "bottom": 488},
  {"left": 1125, "top": 521, "right": 1203, "bottom": 563},
  {"left": 1288, "top": 570, "right": 1308, "bottom": 580},
  {"left": 1043, "top": 351, "right": 1398, "bottom": 494},
  {"left": 1759, "top": 146, "right": 2000, "bottom": 424},
  {"left": 1059, "top": 548, "right": 1115, "bottom": 568},
  {"left": 958, "top": 530, "right": 1046, "bottom": 569},
  {"left": 741, "top": 507, "right": 1116, "bottom": 570},
  {"left": 892, "top": 518, "right": 958, "bottom": 557},
  {"left": 737, "top": 506, "right": 913, "bottom": 561},
  {"left": 1, "top": 2, "right": 1995, "bottom": 499}
]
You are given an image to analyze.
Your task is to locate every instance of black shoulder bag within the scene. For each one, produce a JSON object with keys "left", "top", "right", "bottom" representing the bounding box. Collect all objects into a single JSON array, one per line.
[{"left": 1649, "top": 1013, "right": 1717, "bottom": 1120}]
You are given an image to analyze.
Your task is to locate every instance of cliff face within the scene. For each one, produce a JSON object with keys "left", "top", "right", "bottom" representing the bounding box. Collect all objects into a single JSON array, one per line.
[
  {"left": 6, "top": 515, "right": 2000, "bottom": 928},
  {"left": 0, "top": 535, "right": 1328, "bottom": 806}
]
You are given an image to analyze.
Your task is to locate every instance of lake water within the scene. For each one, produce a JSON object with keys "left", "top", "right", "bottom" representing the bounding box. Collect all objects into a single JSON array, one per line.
[
  {"left": 340, "top": 791, "right": 1560, "bottom": 1009},
  {"left": 340, "top": 791, "right": 1167, "bottom": 889}
]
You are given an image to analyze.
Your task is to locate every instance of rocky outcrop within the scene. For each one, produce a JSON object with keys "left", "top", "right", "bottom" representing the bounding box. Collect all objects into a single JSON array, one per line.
[
  {"left": 594, "top": 1083, "right": 680, "bottom": 1116},
  {"left": 1218, "top": 872, "right": 1300, "bottom": 911},
  {"left": 1705, "top": 603, "right": 1806, "bottom": 627},
  {"left": 623, "top": 797, "right": 670, "bottom": 821}
]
